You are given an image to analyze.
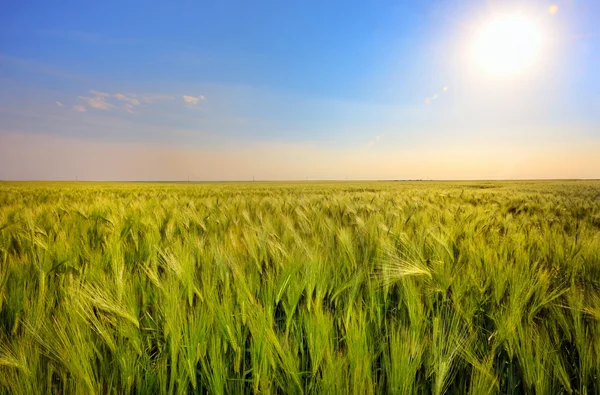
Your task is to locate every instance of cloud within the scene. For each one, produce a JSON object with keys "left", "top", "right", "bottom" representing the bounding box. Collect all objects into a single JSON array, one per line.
[
  {"left": 114, "top": 93, "right": 140, "bottom": 105},
  {"left": 79, "top": 95, "right": 113, "bottom": 110},
  {"left": 89, "top": 90, "right": 110, "bottom": 97},
  {"left": 183, "top": 95, "right": 205, "bottom": 105},
  {"left": 55, "top": 101, "right": 64, "bottom": 107},
  {"left": 72, "top": 105, "right": 87, "bottom": 112},
  {"left": 68, "top": 89, "right": 175, "bottom": 114}
]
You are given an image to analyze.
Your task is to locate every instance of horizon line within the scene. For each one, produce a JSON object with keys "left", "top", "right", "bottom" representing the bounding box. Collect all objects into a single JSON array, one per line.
[{"left": 1, "top": 178, "right": 599, "bottom": 183}]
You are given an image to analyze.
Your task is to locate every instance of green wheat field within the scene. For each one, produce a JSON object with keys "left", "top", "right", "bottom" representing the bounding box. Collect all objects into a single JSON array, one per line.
[{"left": 1, "top": 181, "right": 599, "bottom": 394}]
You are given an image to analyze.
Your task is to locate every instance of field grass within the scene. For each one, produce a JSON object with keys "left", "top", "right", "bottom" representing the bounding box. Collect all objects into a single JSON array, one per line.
[{"left": 1, "top": 180, "right": 599, "bottom": 394}]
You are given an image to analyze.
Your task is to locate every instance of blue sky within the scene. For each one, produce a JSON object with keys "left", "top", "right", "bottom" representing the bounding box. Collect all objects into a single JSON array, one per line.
[{"left": 1, "top": 0, "right": 599, "bottom": 180}]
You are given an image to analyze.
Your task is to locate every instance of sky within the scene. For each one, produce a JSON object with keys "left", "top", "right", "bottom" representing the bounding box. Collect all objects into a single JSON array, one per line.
[{"left": 0, "top": 0, "right": 598, "bottom": 180}]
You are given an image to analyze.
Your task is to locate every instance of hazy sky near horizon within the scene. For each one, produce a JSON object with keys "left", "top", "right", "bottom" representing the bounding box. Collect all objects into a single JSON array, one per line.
[{"left": 1, "top": 0, "right": 599, "bottom": 180}]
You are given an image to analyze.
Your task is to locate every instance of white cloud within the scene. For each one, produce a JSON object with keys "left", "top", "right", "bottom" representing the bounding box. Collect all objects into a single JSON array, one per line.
[
  {"left": 72, "top": 105, "right": 87, "bottom": 112},
  {"left": 114, "top": 93, "right": 140, "bottom": 105},
  {"left": 79, "top": 95, "right": 113, "bottom": 110},
  {"left": 55, "top": 101, "right": 64, "bottom": 107},
  {"left": 70, "top": 90, "right": 174, "bottom": 113},
  {"left": 89, "top": 90, "right": 110, "bottom": 97},
  {"left": 183, "top": 95, "right": 204, "bottom": 104}
]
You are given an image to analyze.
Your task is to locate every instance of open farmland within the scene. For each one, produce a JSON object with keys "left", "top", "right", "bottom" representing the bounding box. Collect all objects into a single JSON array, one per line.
[{"left": 1, "top": 181, "right": 600, "bottom": 394}]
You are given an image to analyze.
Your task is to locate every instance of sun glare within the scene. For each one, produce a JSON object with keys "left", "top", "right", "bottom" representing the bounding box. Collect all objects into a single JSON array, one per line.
[{"left": 472, "top": 15, "right": 543, "bottom": 77}]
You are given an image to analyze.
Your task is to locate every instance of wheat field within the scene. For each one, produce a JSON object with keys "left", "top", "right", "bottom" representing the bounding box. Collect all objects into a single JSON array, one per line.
[{"left": 1, "top": 181, "right": 599, "bottom": 394}]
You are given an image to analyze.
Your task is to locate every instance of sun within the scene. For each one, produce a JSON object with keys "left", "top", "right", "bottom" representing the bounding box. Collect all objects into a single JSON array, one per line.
[{"left": 472, "top": 15, "right": 543, "bottom": 77}]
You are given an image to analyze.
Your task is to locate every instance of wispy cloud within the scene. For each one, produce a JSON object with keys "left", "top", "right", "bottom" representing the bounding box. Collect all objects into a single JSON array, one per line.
[
  {"left": 183, "top": 95, "right": 205, "bottom": 105},
  {"left": 70, "top": 90, "right": 176, "bottom": 113},
  {"left": 114, "top": 93, "right": 140, "bottom": 105},
  {"left": 79, "top": 95, "right": 113, "bottom": 110},
  {"left": 89, "top": 90, "right": 110, "bottom": 97},
  {"left": 61, "top": 88, "right": 208, "bottom": 117}
]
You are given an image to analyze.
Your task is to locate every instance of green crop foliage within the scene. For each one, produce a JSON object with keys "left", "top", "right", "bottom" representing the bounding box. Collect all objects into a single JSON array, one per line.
[{"left": 0, "top": 180, "right": 599, "bottom": 394}]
